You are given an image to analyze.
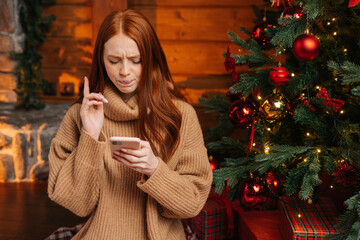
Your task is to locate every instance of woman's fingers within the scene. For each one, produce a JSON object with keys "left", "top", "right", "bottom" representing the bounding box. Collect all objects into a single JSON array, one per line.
[
  {"left": 84, "top": 93, "right": 108, "bottom": 103},
  {"left": 82, "top": 77, "right": 108, "bottom": 103},
  {"left": 83, "top": 76, "right": 90, "bottom": 97},
  {"left": 111, "top": 140, "right": 158, "bottom": 176}
]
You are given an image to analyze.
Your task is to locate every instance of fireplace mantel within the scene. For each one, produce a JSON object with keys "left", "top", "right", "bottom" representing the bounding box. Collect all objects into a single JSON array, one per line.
[{"left": 0, "top": 103, "right": 70, "bottom": 181}]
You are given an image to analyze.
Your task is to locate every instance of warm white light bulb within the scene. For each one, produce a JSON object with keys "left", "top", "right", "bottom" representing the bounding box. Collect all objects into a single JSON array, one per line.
[{"left": 274, "top": 101, "right": 282, "bottom": 108}]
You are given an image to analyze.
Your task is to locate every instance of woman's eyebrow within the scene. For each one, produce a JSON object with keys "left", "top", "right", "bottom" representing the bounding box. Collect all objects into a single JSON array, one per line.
[{"left": 107, "top": 54, "right": 140, "bottom": 59}]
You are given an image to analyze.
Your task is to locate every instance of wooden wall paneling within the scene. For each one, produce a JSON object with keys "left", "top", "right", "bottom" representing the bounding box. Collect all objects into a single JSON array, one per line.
[
  {"left": 161, "top": 41, "right": 248, "bottom": 75},
  {"left": 91, "top": 0, "right": 127, "bottom": 45},
  {"left": 173, "top": 74, "right": 233, "bottom": 105},
  {"left": 56, "top": 0, "right": 91, "bottom": 4},
  {"left": 129, "top": 5, "right": 157, "bottom": 31},
  {"left": 40, "top": 0, "right": 92, "bottom": 102},
  {"left": 156, "top": 7, "right": 256, "bottom": 41},
  {"left": 173, "top": 74, "right": 233, "bottom": 89},
  {"left": 130, "top": 0, "right": 264, "bottom": 7},
  {"left": 42, "top": 5, "right": 92, "bottom": 39},
  {"left": 38, "top": 38, "right": 92, "bottom": 69}
]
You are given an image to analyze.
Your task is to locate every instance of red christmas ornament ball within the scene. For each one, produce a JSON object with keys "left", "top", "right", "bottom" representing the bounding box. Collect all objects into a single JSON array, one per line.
[
  {"left": 293, "top": 33, "right": 320, "bottom": 61},
  {"left": 229, "top": 99, "right": 258, "bottom": 128},
  {"left": 238, "top": 177, "right": 269, "bottom": 208},
  {"left": 269, "top": 66, "right": 290, "bottom": 85},
  {"left": 209, "top": 156, "right": 218, "bottom": 171},
  {"left": 252, "top": 21, "right": 272, "bottom": 48}
]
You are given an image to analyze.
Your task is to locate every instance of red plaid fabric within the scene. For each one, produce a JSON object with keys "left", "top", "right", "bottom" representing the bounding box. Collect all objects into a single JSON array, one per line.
[
  {"left": 183, "top": 221, "right": 199, "bottom": 240},
  {"left": 184, "top": 198, "right": 228, "bottom": 240},
  {"left": 279, "top": 196, "right": 338, "bottom": 240},
  {"left": 47, "top": 221, "right": 197, "bottom": 239},
  {"left": 44, "top": 223, "right": 85, "bottom": 240}
]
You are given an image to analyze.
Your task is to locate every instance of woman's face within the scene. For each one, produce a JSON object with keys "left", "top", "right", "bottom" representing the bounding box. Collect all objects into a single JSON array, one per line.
[{"left": 103, "top": 32, "right": 142, "bottom": 101}]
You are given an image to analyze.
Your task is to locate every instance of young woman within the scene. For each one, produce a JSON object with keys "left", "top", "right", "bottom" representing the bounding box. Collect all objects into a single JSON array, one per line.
[{"left": 47, "top": 9, "right": 212, "bottom": 239}]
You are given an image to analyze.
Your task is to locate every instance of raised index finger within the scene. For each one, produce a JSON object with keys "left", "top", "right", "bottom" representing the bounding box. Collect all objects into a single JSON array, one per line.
[{"left": 83, "top": 76, "right": 90, "bottom": 97}]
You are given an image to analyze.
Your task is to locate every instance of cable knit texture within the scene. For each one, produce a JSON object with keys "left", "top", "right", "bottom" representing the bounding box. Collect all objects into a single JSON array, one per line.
[{"left": 47, "top": 84, "right": 213, "bottom": 240}]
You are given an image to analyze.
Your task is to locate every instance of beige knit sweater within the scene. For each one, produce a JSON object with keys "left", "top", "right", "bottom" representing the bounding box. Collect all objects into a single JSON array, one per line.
[{"left": 47, "top": 84, "right": 213, "bottom": 240}]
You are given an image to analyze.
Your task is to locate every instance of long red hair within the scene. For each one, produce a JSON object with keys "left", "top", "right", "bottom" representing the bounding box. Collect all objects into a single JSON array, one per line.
[{"left": 79, "top": 9, "right": 186, "bottom": 161}]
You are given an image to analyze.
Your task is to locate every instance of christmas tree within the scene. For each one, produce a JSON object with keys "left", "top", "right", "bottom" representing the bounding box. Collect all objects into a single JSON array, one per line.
[{"left": 199, "top": 0, "right": 360, "bottom": 239}]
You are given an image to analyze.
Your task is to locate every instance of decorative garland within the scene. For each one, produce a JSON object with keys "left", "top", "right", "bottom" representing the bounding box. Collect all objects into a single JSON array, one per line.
[{"left": 10, "top": 0, "right": 56, "bottom": 109}]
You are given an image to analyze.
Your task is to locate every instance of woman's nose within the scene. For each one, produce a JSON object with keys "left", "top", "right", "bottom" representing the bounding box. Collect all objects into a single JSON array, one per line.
[{"left": 119, "top": 61, "right": 130, "bottom": 76}]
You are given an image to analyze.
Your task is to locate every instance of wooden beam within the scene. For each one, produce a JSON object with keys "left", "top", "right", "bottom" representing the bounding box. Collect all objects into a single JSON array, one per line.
[{"left": 91, "top": 0, "right": 127, "bottom": 45}]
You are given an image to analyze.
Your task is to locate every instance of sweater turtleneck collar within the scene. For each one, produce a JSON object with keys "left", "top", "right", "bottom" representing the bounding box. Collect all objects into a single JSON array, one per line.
[{"left": 103, "top": 84, "right": 139, "bottom": 121}]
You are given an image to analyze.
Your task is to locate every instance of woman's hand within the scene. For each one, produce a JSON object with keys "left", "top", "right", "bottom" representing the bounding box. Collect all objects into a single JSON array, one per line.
[
  {"left": 112, "top": 141, "right": 159, "bottom": 176},
  {"left": 80, "top": 76, "right": 108, "bottom": 140}
]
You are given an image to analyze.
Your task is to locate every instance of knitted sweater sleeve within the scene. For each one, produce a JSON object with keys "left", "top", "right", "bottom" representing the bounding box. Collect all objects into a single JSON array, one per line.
[
  {"left": 47, "top": 105, "right": 107, "bottom": 217},
  {"left": 137, "top": 103, "right": 213, "bottom": 219}
]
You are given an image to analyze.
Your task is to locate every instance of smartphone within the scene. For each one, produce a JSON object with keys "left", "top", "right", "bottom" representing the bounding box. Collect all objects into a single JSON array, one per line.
[{"left": 109, "top": 137, "right": 141, "bottom": 155}]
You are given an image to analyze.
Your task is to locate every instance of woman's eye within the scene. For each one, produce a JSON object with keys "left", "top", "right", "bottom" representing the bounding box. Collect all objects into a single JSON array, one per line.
[
  {"left": 133, "top": 59, "right": 142, "bottom": 64},
  {"left": 109, "top": 60, "right": 118, "bottom": 64}
]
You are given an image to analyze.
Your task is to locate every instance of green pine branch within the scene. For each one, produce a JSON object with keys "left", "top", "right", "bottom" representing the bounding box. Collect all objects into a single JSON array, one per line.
[
  {"left": 10, "top": 0, "right": 56, "bottom": 109},
  {"left": 268, "top": 18, "right": 307, "bottom": 54},
  {"left": 299, "top": 159, "right": 322, "bottom": 200},
  {"left": 206, "top": 137, "right": 247, "bottom": 156},
  {"left": 328, "top": 61, "right": 360, "bottom": 84},
  {"left": 229, "top": 69, "right": 272, "bottom": 97},
  {"left": 198, "top": 96, "right": 236, "bottom": 141},
  {"left": 227, "top": 31, "right": 276, "bottom": 67},
  {"left": 213, "top": 165, "right": 249, "bottom": 194},
  {"left": 299, "top": 0, "right": 323, "bottom": 20},
  {"left": 254, "top": 145, "right": 312, "bottom": 174},
  {"left": 327, "top": 191, "right": 360, "bottom": 240}
]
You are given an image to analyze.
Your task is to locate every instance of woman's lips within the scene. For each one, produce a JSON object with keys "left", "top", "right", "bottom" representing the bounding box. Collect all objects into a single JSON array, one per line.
[{"left": 117, "top": 80, "right": 134, "bottom": 86}]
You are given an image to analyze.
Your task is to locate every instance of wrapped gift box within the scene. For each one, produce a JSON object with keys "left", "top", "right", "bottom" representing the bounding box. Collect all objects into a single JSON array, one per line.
[
  {"left": 239, "top": 210, "right": 283, "bottom": 240},
  {"left": 279, "top": 196, "right": 338, "bottom": 240},
  {"left": 183, "top": 193, "right": 242, "bottom": 240}
]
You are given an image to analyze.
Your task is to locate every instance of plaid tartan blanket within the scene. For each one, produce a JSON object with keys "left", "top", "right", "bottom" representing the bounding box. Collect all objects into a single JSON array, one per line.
[
  {"left": 44, "top": 223, "right": 85, "bottom": 240},
  {"left": 45, "top": 222, "right": 195, "bottom": 240}
]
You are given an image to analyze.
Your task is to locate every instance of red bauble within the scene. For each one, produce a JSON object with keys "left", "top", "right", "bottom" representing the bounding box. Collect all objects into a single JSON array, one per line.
[
  {"left": 292, "top": 33, "right": 320, "bottom": 61},
  {"left": 252, "top": 21, "right": 273, "bottom": 48},
  {"left": 349, "top": 0, "right": 360, "bottom": 7},
  {"left": 209, "top": 156, "right": 218, "bottom": 171},
  {"left": 269, "top": 66, "right": 290, "bottom": 85},
  {"left": 229, "top": 99, "right": 258, "bottom": 128},
  {"left": 238, "top": 177, "right": 269, "bottom": 208}
]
